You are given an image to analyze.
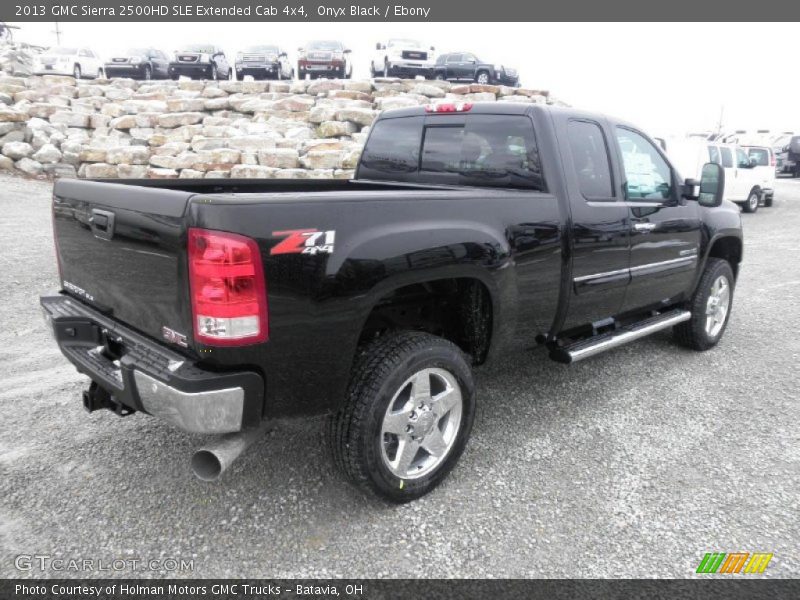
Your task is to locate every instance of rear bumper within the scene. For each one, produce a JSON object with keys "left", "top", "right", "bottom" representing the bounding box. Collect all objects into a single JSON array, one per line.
[{"left": 40, "top": 294, "right": 264, "bottom": 433}]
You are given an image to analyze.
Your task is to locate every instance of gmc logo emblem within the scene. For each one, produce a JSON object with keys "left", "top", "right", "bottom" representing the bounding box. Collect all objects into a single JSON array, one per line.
[{"left": 162, "top": 326, "right": 188, "bottom": 347}]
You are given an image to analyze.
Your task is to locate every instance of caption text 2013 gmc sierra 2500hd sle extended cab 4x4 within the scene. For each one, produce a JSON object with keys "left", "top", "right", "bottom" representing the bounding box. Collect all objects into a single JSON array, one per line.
[{"left": 41, "top": 102, "right": 742, "bottom": 502}]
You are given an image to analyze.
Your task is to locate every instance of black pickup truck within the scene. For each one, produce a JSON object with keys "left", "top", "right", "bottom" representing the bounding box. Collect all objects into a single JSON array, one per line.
[{"left": 41, "top": 103, "right": 741, "bottom": 502}]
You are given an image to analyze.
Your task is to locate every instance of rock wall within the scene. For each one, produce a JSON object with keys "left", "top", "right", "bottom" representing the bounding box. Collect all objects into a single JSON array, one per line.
[{"left": 0, "top": 73, "right": 554, "bottom": 180}]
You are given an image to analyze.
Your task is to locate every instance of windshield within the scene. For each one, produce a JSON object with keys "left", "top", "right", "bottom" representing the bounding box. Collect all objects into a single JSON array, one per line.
[
  {"left": 48, "top": 47, "right": 77, "bottom": 55},
  {"left": 307, "top": 40, "right": 342, "bottom": 51},
  {"left": 388, "top": 39, "right": 423, "bottom": 48},
  {"left": 243, "top": 45, "right": 279, "bottom": 54},
  {"left": 180, "top": 44, "right": 215, "bottom": 54}
]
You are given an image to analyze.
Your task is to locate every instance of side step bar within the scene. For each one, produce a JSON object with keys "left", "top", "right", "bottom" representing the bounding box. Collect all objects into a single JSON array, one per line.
[{"left": 549, "top": 309, "right": 691, "bottom": 364}]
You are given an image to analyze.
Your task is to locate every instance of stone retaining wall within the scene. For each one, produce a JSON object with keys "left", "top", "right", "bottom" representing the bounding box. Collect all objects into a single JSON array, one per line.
[{"left": 0, "top": 74, "right": 554, "bottom": 180}]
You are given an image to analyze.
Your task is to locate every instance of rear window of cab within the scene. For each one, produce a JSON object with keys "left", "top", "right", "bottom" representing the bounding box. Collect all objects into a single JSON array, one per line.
[{"left": 358, "top": 115, "right": 546, "bottom": 191}]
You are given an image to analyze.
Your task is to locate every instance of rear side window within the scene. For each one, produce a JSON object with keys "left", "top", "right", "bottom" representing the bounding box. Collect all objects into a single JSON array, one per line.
[
  {"left": 567, "top": 120, "right": 613, "bottom": 199},
  {"left": 720, "top": 147, "right": 733, "bottom": 168},
  {"left": 708, "top": 145, "right": 721, "bottom": 165},
  {"left": 360, "top": 115, "right": 545, "bottom": 191},
  {"left": 747, "top": 148, "right": 769, "bottom": 166},
  {"left": 358, "top": 117, "right": 424, "bottom": 182}
]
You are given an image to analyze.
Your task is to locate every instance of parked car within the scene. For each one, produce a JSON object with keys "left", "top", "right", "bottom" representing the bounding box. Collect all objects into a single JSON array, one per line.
[
  {"left": 168, "top": 44, "right": 231, "bottom": 81},
  {"left": 41, "top": 103, "right": 740, "bottom": 502},
  {"left": 234, "top": 45, "right": 293, "bottom": 80},
  {"left": 743, "top": 146, "right": 776, "bottom": 206},
  {"left": 104, "top": 47, "right": 170, "bottom": 80},
  {"left": 775, "top": 136, "right": 800, "bottom": 177},
  {"left": 668, "top": 139, "right": 766, "bottom": 213},
  {"left": 371, "top": 39, "right": 435, "bottom": 78},
  {"left": 33, "top": 46, "right": 104, "bottom": 79},
  {"left": 297, "top": 40, "right": 352, "bottom": 79},
  {"left": 433, "top": 52, "right": 519, "bottom": 86}
]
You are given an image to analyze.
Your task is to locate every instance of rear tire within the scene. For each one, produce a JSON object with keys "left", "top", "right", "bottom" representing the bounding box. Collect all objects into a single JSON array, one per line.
[
  {"left": 742, "top": 189, "right": 760, "bottom": 213},
  {"left": 327, "top": 332, "right": 476, "bottom": 503},
  {"left": 476, "top": 70, "right": 490, "bottom": 84},
  {"left": 674, "top": 258, "right": 735, "bottom": 351},
  {"left": 143, "top": 65, "right": 152, "bottom": 81},
  {"left": 73, "top": 64, "right": 81, "bottom": 79}
]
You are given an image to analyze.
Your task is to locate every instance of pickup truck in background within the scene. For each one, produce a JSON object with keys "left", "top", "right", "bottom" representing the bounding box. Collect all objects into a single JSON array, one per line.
[
  {"left": 371, "top": 39, "right": 436, "bottom": 78},
  {"left": 41, "top": 103, "right": 741, "bottom": 502},
  {"left": 776, "top": 135, "right": 800, "bottom": 177}
]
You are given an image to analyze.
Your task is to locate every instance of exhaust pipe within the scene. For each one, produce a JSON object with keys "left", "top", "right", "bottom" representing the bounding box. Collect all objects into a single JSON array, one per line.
[{"left": 191, "top": 421, "right": 272, "bottom": 482}]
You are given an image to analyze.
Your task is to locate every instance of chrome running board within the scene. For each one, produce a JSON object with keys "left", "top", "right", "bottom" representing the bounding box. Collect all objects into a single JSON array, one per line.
[{"left": 550, "top": 309, "right": 691, "bottom": 364}]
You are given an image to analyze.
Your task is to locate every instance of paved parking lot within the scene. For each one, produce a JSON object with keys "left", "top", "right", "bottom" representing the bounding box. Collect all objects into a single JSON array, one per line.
[{"left": 0, "top": 174, "right": 798, "bottom": 578}]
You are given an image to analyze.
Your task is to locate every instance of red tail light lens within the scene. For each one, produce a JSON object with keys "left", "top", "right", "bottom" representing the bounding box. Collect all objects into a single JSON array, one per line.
[
  {"left": 188, "top": 228, "right": 268, "bottom": 346},
  {"left": 770, "top": 152, "right": 776, "bottom": 167}
]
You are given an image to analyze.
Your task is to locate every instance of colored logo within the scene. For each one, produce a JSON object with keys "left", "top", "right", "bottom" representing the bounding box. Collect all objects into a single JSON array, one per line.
[
  {"left": 696, "top": 552, "right": 773, "bottom": 574},
  {"left": 270, "top": 229, "right": 336, "bottom": 256}
]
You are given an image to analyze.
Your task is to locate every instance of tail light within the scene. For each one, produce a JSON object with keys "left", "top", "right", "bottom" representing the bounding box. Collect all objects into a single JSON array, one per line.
[
  {"left": 188, "top": 228, "right": 268, "bottom": 346},
  {"left": 425, "top": 102, "right": 473, "bottom": 113},
  {"left": 770, "top": 152, "right": 776, "bottom": 167}
]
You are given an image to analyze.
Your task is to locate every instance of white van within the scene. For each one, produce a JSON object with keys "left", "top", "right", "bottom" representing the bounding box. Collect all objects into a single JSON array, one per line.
[
  {"left": 743, "top": 146, "right": 776, "bottom": 207},
  {"left": 667, "top": 139, "right": 766, "bottom": 213}
]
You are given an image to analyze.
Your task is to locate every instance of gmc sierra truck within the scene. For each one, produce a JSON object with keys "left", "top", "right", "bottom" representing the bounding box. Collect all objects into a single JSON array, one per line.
[{"left": 41, "top": 103, "right": 742, "bottom": 502}]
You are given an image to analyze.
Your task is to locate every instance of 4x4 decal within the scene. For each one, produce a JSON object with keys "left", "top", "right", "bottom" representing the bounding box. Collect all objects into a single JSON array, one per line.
[{"left": 271, "top": 229, "right": 336, "bottom": 255}]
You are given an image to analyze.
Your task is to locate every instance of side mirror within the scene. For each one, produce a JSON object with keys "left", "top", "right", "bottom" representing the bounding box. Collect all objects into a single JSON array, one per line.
[
  {"left": 698, "top": 162, "right": 725, "bottom": 207},
  {"left": 279, "top": 52, "right": 287, "bottom": 58},
  {"left": 297, "top": 47, "right": 304, "bottom": 52},
  {"left": 344, "top": 49, "right": 352, "bottom": 54},
  {"left": 468, "top": 58, "right": 476, "bottom": 64},
  {"left": 430, "top": 46, "right": 435, "bottom": 51},
  {"left": 376, "top": 43, "right": 382, "bottom": 50}
]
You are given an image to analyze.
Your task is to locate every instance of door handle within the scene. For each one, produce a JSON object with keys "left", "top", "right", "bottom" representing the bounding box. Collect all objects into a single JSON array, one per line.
[{"left": 633, "top": 222, "right": 656, "bottom": 233}]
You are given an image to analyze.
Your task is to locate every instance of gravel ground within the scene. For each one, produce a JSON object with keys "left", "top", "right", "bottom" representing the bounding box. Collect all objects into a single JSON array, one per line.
[{"left": 0, "top": 174, "right": 798, "bottom": 579}]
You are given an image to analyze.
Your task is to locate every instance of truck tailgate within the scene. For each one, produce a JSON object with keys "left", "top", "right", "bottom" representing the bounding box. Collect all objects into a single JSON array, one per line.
[{"left": 52, "top": 179, "right": 193, "bottom": 348}]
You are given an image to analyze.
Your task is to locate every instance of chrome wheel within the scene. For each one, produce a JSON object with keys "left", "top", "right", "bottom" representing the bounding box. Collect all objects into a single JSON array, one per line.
[
  {"left": 748, "top": 193, "right": 758, "bottom": 211},
  {"left": 380, "top": 368, "right": 463, "bottom": 480},
  {"left": 704, "top": 275, "right": 731, "bottom": 337},
  {"left": 476, "top": 71, "right": 489, "bottom": 84}
]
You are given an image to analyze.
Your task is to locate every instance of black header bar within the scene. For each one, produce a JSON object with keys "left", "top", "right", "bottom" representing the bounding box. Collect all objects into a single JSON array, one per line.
[{"left": 4, "top": 0, "right": 800, "bottom": 21}]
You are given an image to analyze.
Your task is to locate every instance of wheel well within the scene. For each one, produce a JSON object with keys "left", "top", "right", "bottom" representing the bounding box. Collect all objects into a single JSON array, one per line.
[
  {"left": 359, "top": 278, "right": 493, "bottom": 364},
  {"left": 708, "top": 236, "right": 742, "bottom": 279}
]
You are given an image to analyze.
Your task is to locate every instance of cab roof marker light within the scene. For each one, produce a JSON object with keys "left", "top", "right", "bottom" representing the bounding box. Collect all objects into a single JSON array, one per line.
[{"left": 424, "top": 102, "right": 474, "bottom": 113}]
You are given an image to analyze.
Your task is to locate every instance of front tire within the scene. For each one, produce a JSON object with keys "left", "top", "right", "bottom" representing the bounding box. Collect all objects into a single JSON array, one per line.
[
  {"left": 742, "top": 189, "right": 760, "bottom": 213},
  {"left": 327, "top": 332, "right": 476, "bottom": 502},
  {"left": 143, "top": 65, "right": 152, "bottom": 81},
  {"left": 73, "top": 64, "right": 82, "bottom": 79},
  {"left": 674, "top": 258, "right": 735, "bottom": 351}
]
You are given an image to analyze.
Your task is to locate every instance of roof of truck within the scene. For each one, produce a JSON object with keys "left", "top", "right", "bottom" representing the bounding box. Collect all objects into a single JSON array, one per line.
[{"left": 378, "top": 102, "right": 540, "bottom": 119}]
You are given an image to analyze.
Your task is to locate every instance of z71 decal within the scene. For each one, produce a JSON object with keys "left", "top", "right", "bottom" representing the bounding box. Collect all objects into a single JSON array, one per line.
[{"left": 271, "top": 229, "right": 336, "bottom": 256}]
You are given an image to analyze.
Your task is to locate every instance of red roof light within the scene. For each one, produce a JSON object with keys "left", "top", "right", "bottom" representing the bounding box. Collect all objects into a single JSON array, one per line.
[{"left": 425, "top": 102, "right": 473, "bottom": 113}]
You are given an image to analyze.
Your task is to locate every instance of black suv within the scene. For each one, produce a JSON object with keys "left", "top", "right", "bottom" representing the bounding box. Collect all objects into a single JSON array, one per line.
[
  {"left": 105, "top": 47, "right": 170, "bottom": 80},
  {"left": 433, "top": 52, "right": 519, "bottom": 86},
  {"left": 234, "top": 45, "right": 293, "bottom": 81},
  {"left": 168, "top": 44, "right": 231, "bottom": 81}
]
